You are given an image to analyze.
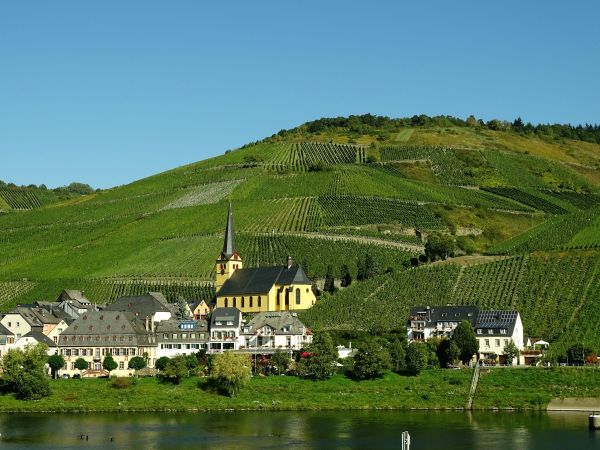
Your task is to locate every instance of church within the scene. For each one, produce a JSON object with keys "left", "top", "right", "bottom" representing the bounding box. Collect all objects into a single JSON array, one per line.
[{"left": 214, "top": 204, "right": 316, "bottom": 313}]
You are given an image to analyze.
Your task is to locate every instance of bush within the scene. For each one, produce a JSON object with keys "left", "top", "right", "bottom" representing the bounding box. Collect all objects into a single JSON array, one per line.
[
  {"left": 209, "top": 352, "right": 251, "bottom": 397},
  {"left": 110, "top": 377, "right": 134, "bottom": 389},
  {"left": 15, "top": 371, "right": 51, "bottom": 400}
]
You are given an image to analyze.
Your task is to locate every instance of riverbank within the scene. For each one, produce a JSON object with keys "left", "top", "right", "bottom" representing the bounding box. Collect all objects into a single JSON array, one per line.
[{"left": 0, "top": 367, "right": 599, "bottom": 413}]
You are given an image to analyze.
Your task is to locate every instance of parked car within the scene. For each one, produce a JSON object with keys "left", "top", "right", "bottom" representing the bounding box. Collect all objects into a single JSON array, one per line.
[
  {"left": 61, "top": 374, "right": 70, "bottom": 379},
  {"left": 72, "top": 374, "right": 81, "bottom": 379}
]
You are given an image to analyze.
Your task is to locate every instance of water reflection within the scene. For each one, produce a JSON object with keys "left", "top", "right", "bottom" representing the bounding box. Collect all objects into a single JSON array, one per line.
[{"left": 0, "top": 410, "right": 599, "bottom": 449}]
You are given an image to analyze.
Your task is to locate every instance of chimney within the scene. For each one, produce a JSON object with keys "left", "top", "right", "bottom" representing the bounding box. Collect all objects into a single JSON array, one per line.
[{"left": 287, "top": 255, "right": 293, "bottom": 269}]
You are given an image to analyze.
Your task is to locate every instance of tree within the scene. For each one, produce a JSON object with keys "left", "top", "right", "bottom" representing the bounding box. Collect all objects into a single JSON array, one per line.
[
  {"left": 340, "top": 264, "right": 352, "bottom": 288},
  {"left": 209, "top": 352, "right": 251, "bottom": 397},
  {"left": 389, "top": 339, "right": 407, "bottom": 372},
  {"left": 102, "top": 355, "right": 118, "bottom": 374},
  {"left": 271, "top": 349, "right": 291, "bottom": 375},
  {"left": 451, "top": 321, "right": 479, "bottom": 365},
  {"left": 175, "top": 295, "right": 189, "bottom": 320},
  {"left": 424, "top": 233, "right": 455, "bottom": 261},
  {"left": 185, "top": 354, "right": 199, "bottom": 376},
  {"left": 364, "top": 253, "right": 378, "bottom": 279},
  {"left": 566, "top": 344, "right": 593, "bottom": 366},
  {"left": 323, "top": 265, "right": 336, "bottom": 294},
  {"left": 436, "top": 339, "right": 460, "bottom": 367},
  {"left": 405, "top": 342, "right": 427, "bottom": 375},
  {"left": 351, "top": 342, "right": 391, "bottom": 380},
  {"left": 0, "top": 344, "right": 51, "bottom": 400},
  {"left": 356, "top": 257, "right": 366, "bottom": 281},
  {"left": 74, "top": 357, "right": 89, "bottom": 376},
  {"left": 128, "top": 356, "right": 147, "bottom": 371},
  {"left": 300, "top": 332, "right": 338, "bottom": 380},
  {"left": 503, "top": 340, "right": 520, "bottom": 365},
  {"left": 162, "top": 355, "right": 188, "bottom": 384},
  {"left": 155, "top": 356, "right": 170, "bottom": 371},
  {"left": 48, "top": 354, "right": 65, "bottom": 379}
]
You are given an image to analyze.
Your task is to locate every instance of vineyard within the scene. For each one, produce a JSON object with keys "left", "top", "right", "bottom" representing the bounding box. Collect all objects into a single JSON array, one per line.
[
  {"left": 380, "top": 145, "right": 473, "bottom": 185},
  {"left": 0, "top": 188, "right": 57, "bottom": 210},
  {"left": 1, "top": 120, "right": 600, "bottom": 354},
  {"left": 482, "top": 187, "right": 568, "bottom": 214},
  {"left": 317, "top": 195, "right": 445, "bottom": 229},
  {"left": 489, "top": 208, "right": 600, "bottom": 254}
]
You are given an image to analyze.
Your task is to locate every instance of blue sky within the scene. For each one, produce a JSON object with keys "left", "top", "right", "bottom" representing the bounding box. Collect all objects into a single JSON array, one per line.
[{"left": 1, "top": 1, "right": 599, "bottom": 189}]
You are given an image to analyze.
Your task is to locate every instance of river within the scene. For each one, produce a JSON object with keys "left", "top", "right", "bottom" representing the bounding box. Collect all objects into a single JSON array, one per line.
[{"left": 0, "top": 410, "right": 598, "bottom": 449}]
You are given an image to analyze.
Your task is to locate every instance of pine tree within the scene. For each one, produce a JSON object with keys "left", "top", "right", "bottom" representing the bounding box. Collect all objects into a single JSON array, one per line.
[
  {"left": 340, "top": 264, "right": 352, "bottom": 287},
  {"left": 323, "top": 265, "right": 336, "bottom": 294}
]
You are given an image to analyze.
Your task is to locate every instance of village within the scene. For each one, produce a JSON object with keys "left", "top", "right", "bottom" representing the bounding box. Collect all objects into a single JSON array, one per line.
[{"left": 0, "top": 206, "right": 539, "bottom": 379}]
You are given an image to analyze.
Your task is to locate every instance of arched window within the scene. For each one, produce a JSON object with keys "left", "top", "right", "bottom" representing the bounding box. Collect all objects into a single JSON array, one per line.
[
  {"left": 296, "top": 288, "right": 301, "bottom": 305},
  {"left": 224, "top": 298, "right": 228, "bottom": 308},
  {"left": 241, "top": 297, "right": 245, "bottom": 308},
  {"left": 233, "top": 297, "right": 237, "bottom": 308},
  {"left": 258, "top": 296, "right": 262, "bottom": 307},
  {"left": 250, "top": 296, "right": 253, "bottom": 307}
]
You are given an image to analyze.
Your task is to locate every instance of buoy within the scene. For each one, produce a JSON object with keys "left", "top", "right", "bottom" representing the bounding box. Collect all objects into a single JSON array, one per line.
[{"left": 589, "top": 412, "right": 600, "bottom": 430}]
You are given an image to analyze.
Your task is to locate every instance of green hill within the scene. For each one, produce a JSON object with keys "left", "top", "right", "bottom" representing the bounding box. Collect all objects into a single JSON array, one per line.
[{"left": 1, "top": 114, "right": 599, "bottom": 357}]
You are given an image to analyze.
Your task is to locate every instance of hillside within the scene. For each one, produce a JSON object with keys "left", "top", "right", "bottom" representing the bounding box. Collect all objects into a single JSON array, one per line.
[{"left": 1, "top": 114, "right": 599, "bottom": 357}]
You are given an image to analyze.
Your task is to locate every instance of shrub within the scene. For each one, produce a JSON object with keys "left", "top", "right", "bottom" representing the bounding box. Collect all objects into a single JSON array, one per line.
[
  {"left": 209, "top": 352, "right": 251, "bottom": 397},
  {"left": 110, "top": 377, "right": 134, "bottom": 389}
]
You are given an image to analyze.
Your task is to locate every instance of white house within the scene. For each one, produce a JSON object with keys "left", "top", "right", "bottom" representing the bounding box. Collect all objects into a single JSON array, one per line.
[
  {"left": 209, "top": 307, "right": 241, "bottom": 352},
  {"left": 155, "top": 319, "right": 209, "bottom": 358},
  {"left": 239, "top": 311, "right": 312, "bottom": 352},
  {"left": 475, "top": 310, "right": 524, "bottom": 365}
]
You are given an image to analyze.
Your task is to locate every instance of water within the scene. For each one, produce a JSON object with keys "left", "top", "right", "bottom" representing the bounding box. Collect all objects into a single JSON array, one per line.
[{"left": 0, "top": 410, "right": 598, "bottom": 449}]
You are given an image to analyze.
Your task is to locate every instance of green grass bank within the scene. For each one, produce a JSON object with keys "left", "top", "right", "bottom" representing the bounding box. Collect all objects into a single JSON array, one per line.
[{"left": 1, "top": 367, "right": 600, "bottom": 413}]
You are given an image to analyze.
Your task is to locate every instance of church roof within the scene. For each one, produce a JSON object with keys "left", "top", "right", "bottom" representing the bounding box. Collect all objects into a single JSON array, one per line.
[
  {"left": 217, "top": 265, "right": 310, "bottom": 296},
  {"left": 221, "top": 203, "right": 237, "bottom": 259}
]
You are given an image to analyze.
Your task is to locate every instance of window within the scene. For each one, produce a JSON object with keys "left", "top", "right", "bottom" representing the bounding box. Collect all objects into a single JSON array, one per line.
[
  {"left": 250, "top": 296, "right": 253, "bottom": 308},
  {"left": 500, "top": 329, "right": 507, "bottom": 334},
  {"left": 296, "top": 288, "right": 301, "bottom": 305},
  {"left": 241, "top": 297, "right": 244, "bottom": 308},
  {"left": 487, "top": 330, "right": 493, "bottom": 335},
  {"left": 504, "top": 339, "right": 509, "bottom": 346},
  {"left": 495, "top": 339, "right": 500, "bottom": 347},
  {"left": 484, "top": 339, "right": 490, "bottom": 347},
  {"left": 233, "top": 298, "right": 237, "bottom": 308},
  {"left": 258, "top": 296, "right": 261, "bottom": 307},
  {"left": 225, "top": 298, "right": 228, "bottom": 308},
  {"left": 119, "top": 362, "right": 124, "bottom": 370}
]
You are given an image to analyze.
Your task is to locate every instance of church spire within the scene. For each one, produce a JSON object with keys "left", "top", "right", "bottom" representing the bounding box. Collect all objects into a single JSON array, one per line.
[{"left": 221, "top": 202, "right": 237, "bottom": 259}]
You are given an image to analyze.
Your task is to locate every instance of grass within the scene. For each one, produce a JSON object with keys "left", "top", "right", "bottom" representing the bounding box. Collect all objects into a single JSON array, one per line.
[
  {"left": 0, "top": 371, "right": 472, "bottom": 412},
  {"left": 474, "top": 367, "right": 600, "bottom": 410},
  {"left": 1, "top": 367, "right": 599, "bottom": 412}
]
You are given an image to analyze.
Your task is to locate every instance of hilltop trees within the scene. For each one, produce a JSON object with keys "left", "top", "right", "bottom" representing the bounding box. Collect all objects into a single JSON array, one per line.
[{"left": 425, "top": 233, "right": 455, "bottom": 261}]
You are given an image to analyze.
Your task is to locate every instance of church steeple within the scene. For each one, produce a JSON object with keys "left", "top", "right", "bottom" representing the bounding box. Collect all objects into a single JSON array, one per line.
[
  {"left": 215, "top": 203, "right": 242, "bottom": 293},
  {"left": 221, "top": 202, "right": 237, "bottom": 259}
]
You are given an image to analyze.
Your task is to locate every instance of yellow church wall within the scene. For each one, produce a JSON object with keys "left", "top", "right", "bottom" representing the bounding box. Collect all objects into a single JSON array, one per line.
[{"left": 215, "top": 283, "right": 315, "bottom": 313}]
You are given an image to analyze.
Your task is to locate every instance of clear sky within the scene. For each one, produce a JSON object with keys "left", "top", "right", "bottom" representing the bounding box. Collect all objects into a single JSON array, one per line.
[{"left": 1, "top": 1, "right": 599, "bottom": 189}]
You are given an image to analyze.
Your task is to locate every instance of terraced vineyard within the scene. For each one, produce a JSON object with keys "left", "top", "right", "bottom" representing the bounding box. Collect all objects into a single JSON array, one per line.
[
  {"left": 482, "top": 187, "right": 568, "bottom": 214},
  {"left": 1, "top": 117, "right": 600, "bottom": 354},
  {"left": 380, "top": 145, "right": 472, "bottom": 185},
  {"left": 317, "top": 195, "right": 444, "bottom": 229}
]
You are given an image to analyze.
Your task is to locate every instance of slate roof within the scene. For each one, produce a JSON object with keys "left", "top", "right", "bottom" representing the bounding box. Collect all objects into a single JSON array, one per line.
[
  {"left": 57, "top": 289, "right": 90, "bottom": 304},
  {"left": 21, "top": 330, "right": 57, "bottom": 347},
  {"left": 221, "top": 203, "right": 237, "bottom": 259},
  {"left": 155, "top": 319, "right": 209, "bottom": 343},
  {"left": 0, "top": 323, "right": 12, "bottom": 336},
  {"left": 59, "top": 310, "right": 154, "bottom": 347},
  {"left": 408, "top": 305, "right": 479, "bottom": 327},
  {"left": 475, "top": 310, "right": 520, "bottom": 336},
  {"left": 8, "top": 306, "right": 67, "bottom": 326},
  {"left": 210, "top": 307, "right": 241, "bottom": 328},
  {"left": 103, "top": 293, "right": 170, "bottom": 318},
  {"left": 217, "top": 265, "right": 310, "bottom": 296},
  {"left": 242, "top": 312, "right": 309, "bottom": 335}
]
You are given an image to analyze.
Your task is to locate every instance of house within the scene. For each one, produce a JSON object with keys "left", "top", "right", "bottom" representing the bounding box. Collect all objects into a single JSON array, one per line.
[
  {"left": 155, "top": 318, "right": 209, "bottom": 358},
  {"left": 407, "top": 305, "right": 524, "bottom": 365},
  {"left": 0, "top": 323, "right": 14, "bottom": 358},
  {"left": 14, "top": 331, "right": 57, "bottom": 355},
  {"left": 239, "top": 311, "right": 312, "bottom": 352},
  {"left": 214, "top": 204, "right": 316, "bottom": 313},
  {"left": 407, "top": 305, "right": 479, "bottom": 342},
  {"left": 209, "top": 307, "right": 242, "bottom": 352},
  {"left": 0, "top": 305, "right": 69, "bottom": 344},
  {"left": 189, "top": 300, "right": 210, "bottom": 321},
  {"left": 56, "top": 289, "right": 97, "bottom": 319},
  {"left": 475, "top": 310, "right": 524, "bottom": 365},
  {"left": 57, "top": 310, "right": 157, "bottom": 377}
]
